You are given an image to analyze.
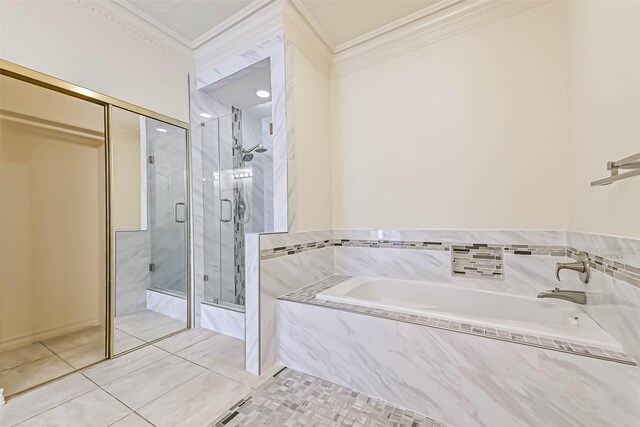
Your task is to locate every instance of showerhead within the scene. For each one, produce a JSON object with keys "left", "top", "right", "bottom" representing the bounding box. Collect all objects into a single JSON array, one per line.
[{"left": 241, "top": 143, "right": 267, "bottom": 162}]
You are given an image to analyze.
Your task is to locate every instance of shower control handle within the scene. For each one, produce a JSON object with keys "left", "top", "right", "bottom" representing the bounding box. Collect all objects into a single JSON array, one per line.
[
  {"left": 220, "top": 198, "right": 232, "bottom": 223},
  {"left": 174, "top": 202, "right": 185, "bottom": 223}
]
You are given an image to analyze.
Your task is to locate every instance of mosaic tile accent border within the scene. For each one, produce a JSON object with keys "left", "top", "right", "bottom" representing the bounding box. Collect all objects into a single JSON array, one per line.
[
  {"left": 260, "top": 237, "right": 640, "bottom": 290},
  {"left": 212, "top": 368, "right": 450, "bottom": 427},
  {"left": 260, "top": 239, "right": 334, "bottom": 260},
  {"left": 279, "top": 276, "right": 636, "bottom": 366},
  {"left": 569, "top": 247, "right": 640, "bottom": 289},
  {"left": 451, "top": 244, "right": 503, "bottom": 279},
  {"left": 260, "top": 239, "right": 567, "bottom": 260}
]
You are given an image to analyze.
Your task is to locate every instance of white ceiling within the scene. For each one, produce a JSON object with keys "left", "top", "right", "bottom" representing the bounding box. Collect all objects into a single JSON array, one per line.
[
  {"left": 297, "top": 0, "right": 440, "bottom": 49},
  {"left": 114, "top": 0, "right": 446, "bottom": 52}
]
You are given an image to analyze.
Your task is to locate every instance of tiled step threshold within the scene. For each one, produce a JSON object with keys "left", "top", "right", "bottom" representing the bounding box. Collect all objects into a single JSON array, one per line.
[{"left": 279, "top": 276, "right": 636, "bottom": 366}]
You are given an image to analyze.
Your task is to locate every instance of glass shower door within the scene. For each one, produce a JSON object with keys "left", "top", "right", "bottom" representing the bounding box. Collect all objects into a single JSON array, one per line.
[
  {"left": 202, "top": 113, "right": 244, "bottom": 308},
  {"left": 147, "top": 122, "right": 188, "bottom": 296},
  {"left": 111, "top": 108, "right": 188, "bottom": 355}
]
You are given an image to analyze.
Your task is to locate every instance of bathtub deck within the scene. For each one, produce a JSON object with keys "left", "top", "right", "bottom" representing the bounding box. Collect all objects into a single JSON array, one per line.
[{"left": 279, "top": 275, "right": 635, "bottom": 366}]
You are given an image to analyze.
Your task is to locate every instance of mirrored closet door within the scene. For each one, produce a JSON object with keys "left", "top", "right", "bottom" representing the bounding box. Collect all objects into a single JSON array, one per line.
[
  {"left": 0, "top": 61, "right": 192, "bottom": 399},
  {"left": 0, "top": 74, "right": 108, "bottom": 397}
]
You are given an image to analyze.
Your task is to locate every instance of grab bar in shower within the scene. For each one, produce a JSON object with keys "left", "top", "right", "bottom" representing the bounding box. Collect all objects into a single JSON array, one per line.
[
  {"left": 220, "top": 198, "right": 232, "bottom": 223},
  {"left": 174, "top": 202, "right": 185, "bottom": 223},
  {"left": 591, "top": 151, "right": 640, "bottom": 186}
]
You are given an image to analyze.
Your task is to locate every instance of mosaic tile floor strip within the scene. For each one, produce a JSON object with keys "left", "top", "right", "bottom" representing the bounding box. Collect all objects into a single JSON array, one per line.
[
  {"left": 279, "top": 276, "right": 636, "bottom": 366},
  {"left": 212, "top": 368, "right": 450, "bottom": 427}
]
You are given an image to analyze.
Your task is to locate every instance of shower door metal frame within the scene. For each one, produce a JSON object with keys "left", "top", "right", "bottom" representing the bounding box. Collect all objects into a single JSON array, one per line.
[{"left": 0, "top": 60, "right": 192, "bottom": 377}]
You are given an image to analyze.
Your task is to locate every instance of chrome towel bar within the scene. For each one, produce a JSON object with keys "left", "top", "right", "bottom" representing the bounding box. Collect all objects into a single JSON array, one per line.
[{"left": 591, "top": 151, "right": 640, "bottom": 186}]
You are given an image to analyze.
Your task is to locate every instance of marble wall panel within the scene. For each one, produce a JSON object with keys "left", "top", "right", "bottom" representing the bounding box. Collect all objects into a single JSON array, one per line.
[
  {"left": 279, "top": 300, "right": 639, "bottom": 427},
  {"left": 259, "top": 242, "right": 334, "bottom": 373}
]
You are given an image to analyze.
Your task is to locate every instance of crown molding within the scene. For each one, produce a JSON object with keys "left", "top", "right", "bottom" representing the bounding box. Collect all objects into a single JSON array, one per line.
[
  {"left": 111, "top": 0, "right": 194, "bottom": 48},
  {"left": 332, "top": 0, "right": 547, "bottom": 78},
  {"left": 334, "top": 0, "right": 463, "bottom": 53},
  {"left": 192, "top": 0, "right": 275, "bottom": 49},
  {"left": 284, "top": 1, "right": 333, "bottom": 77},
  {"left": 82, "top": 0, "right": 194, "bottom": 67},
  {"left": 289, "top": 0, "right": 335, "bottom": 51}
]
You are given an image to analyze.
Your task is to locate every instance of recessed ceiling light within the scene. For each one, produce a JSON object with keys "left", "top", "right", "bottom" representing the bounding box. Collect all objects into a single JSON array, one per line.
[
  {"left": 256, "top": 89, "right": 270, "bottom": 98},
  {"left": 199, "top": 112, "right": 212, "bottom": 119},
  {"left": 156, "top": 128, "right": 168, "bottom": 133}
]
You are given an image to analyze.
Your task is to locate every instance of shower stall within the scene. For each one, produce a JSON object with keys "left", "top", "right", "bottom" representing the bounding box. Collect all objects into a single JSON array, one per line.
[{"left": 202, "top": 106, "right": 274, "bottom": 310}]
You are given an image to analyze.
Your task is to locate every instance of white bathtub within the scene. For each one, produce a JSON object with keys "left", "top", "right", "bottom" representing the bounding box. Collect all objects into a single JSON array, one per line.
[{"left": 316, "top": 276, "right": 621, "bottom": 349}]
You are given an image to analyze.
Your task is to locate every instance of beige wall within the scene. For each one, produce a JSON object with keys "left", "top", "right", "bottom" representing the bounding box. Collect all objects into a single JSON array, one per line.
[
  {"left": 0, "top": 0, "right": 193, "bottom": 122},
  {"left": 0, "top": 78, "right": 106, "bottom": 347},
  {"left": 290, "top": 45, "right": 334, "bottom": 231},
  {"left": 566, "top": 0, "right": 640, "bottom": 239},
  {"left": 331, "top": 2, "right": 569, "bottom": 231}
]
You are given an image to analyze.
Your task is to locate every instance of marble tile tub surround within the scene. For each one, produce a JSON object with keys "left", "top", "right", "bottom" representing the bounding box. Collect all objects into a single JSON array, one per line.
[
  {"left": 281, "top": 276, "right": 634, "bottom": 365},
  {"left": 260, "top": 230, "right": 640, "bottom": 295},
  {"left": 258, "top": 229, "right": 640, "bottom": 370},
  {"left": 257, "top": 231, "right": 335, "bottom": 374},
  {"left": 279, "top": 298, "right": 640, "bottom": 427},
  {"left": 566, "top": 232, "right": 640, "bottom": 365}
]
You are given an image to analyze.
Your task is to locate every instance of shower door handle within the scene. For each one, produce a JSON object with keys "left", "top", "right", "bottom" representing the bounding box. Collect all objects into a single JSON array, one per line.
[
  {"left": 220, "top": 198, "right": 232, "bottom": 223},
  {"left": 174, "top": 202, "right": 185, "bottom": 223}
]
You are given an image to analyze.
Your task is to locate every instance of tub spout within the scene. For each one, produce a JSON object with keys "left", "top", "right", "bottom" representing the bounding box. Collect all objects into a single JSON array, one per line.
[{"left": 537, "top": 287, "right": 587, "bottom": 305}]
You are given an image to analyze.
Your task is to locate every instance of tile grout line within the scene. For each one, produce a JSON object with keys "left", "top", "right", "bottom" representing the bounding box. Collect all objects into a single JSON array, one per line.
[{"left": 5, "top": 386, "right": 97, "bottom": 427}]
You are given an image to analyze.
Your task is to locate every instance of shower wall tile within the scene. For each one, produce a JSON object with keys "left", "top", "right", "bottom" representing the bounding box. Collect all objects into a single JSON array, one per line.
[
  {"left": 200, "top": 304, "right": 245, "bottom": 340},
  {"left": 146, "top": 290, "right": 187, "bottom": 322},
  {"left": 115, "top": 230, "right": 150, "bottom": 316},
  {"left": 197, "top": 36, "right": 284, "bottom": 89},
  {"left": 272, "top": 39, "right": 289, "bottom": 232},
  {"left": 245, "top": 234, "right": 260, "bottom": 374},
  {"left": 262, "top": 117, "right": 275, "bottom": 232},
  {"left": 242, "top": 111, "right": 264, "bottom": 234}
]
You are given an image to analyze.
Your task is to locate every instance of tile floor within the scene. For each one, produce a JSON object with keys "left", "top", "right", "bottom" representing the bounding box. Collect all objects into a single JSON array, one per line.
[
  {"left": 0, "top": 328, "right": 276, "bottom": 427},
  {"left": 114, "top": 309, "right": 187, "bottom": 354},
  {"left": 2, "top": 329, "right": 447, "bottom": 426},
  {"left": 0, "top": 309, "right": 186, "bottom": 398},
  {"left": 0, "top": 325, "right": 106, "bottom": 397}
]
